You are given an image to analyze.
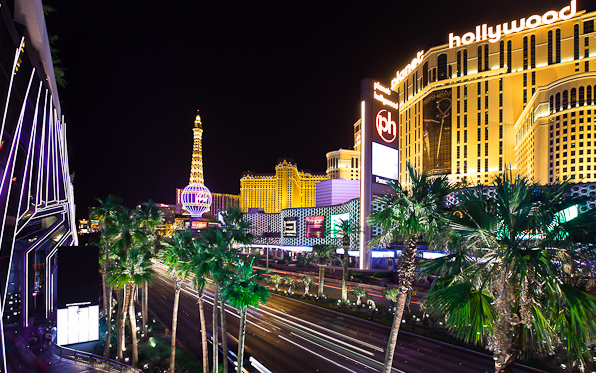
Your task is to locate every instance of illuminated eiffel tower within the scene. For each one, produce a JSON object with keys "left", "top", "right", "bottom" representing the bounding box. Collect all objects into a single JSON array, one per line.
[
  {"left": 190, "top": 112, "right": 204, "bottom": 184},
  {"left": 181, "top": 110, "right": 212, "bottom": 217}
]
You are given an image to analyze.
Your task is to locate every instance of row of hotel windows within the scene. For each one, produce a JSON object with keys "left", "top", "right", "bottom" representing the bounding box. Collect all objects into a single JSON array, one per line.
[
  {"left": 550, "top": 86, "right": 596, "bottom": 113},
  {"left": 401, "top": 20, "right": 594, "bottom": 103}
]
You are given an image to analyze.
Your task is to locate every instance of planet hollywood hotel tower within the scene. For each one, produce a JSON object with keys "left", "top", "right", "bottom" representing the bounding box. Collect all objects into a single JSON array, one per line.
[{"left": 391, "top": 1, "right": 596, "bottom": 196}]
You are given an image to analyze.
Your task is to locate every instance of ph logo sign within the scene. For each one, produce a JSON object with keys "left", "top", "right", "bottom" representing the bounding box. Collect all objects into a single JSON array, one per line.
[{"left": 376, "top": 110, "right": 396, "bottom": 143}]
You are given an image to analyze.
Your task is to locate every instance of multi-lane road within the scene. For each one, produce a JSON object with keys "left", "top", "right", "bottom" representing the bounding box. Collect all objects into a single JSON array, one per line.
[{"left": 149, "top": 263, "right": 544, "bottom": 373}]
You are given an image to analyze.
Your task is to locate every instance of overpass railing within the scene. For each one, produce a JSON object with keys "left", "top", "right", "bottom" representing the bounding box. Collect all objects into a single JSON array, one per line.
[{"left": 51, "top": 342, "right": 142, "bottom": 373}]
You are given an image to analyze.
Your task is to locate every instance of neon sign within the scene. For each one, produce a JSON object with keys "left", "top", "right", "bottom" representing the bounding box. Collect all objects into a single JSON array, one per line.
[
  {"left": 449, "top": 0, "right": 577, "bottom": 48},
  {"left": 390, "top": 51, "right": 424, "bottom": 90},
  {"left": 376, "top": 110, "right": 397, "bottom": 143},
  {"left": 373, "top": 81, "right": 398, "bottom": 109}
]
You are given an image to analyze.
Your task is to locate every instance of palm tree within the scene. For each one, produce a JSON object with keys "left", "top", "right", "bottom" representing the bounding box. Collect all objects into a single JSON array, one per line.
[
  {"left": 333, "top": 219, "right": 357, "bottom": 302},
  {"left": 422, "top": 171, "right": 596, "bottom": 373},
  {"left": 185, "top": 237, "right": 210, "bottom": 373},
  {"left": 368, "top": 164, "right": 454, "bottom": 373},
  {"left": 301, "top": 276, "right": 313, "bottom": 296},
  {"left": 136, "top": 201, "right": 163, "bottom": 340},
  {"left": 269, "top": 275, "right": 282, "bottom": 291},
  {"left": 222, "top": 257, "right": 270, "bottom": 373},
  {"left": 309, "top": 244, "right": 337, "bottom": 298},
  {"left": 283, "top": 277, "right": 296, "bottom": 293},
  {"left": 351, "top": 286, "right": 368, "bottom": 306},
  {"left": 107, "top": 244, "right": 154, "bottom": 368},
  {"left": 160, "top": 230, "right": 193, "bottom": 373},
  {"left": 90, "top": 195, "right": 123, "bottom": 358}
]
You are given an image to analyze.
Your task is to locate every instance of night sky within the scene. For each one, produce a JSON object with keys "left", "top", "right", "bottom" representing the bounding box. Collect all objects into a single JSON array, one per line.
[{"left": 43, "top": 0, "right": 585, "bottom": 219}]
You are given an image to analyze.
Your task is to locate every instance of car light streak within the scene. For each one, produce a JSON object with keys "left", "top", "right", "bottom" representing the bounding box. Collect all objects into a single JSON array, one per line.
[
  {"left": 289, "top": 331, "right": 405, "bottom": 373},
  {"left": 278, "top": 335, "right": 355, "bottom": 372}
]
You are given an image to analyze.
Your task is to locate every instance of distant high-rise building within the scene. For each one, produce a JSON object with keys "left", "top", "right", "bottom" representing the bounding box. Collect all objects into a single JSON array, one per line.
[{"left": 240, "top": 159, "right": 328, "bottom": 213}]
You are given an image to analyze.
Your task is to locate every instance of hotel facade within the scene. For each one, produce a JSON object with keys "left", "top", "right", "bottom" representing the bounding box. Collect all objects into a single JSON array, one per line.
[{"left": 391, "top": 1, "right": 596, "bottom": 190}]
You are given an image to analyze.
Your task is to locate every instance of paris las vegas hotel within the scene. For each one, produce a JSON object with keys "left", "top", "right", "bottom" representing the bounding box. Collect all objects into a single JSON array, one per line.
[{"left": 392, "top": 0, "right": 596, "bottom": 187}]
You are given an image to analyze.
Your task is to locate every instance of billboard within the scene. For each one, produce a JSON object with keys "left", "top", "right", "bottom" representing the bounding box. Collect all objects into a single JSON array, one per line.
[
  {"left": 330, "top": 213, "right": 349, "bottom": 238},
  {"left": 283, "top": 217, "right": 297, "bottom": 237},
  {"left": 423, "top": 89, "right": 452, "bottom": 174},
  {"left": 305, "top": 216, "right": 325, "bottom": 238},
  {"left": 57, "top": 246, "right": 100, "bottom": 345}
]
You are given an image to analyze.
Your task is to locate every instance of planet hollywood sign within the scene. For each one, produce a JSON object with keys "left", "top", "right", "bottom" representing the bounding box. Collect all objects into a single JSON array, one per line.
[
  {"left": 390, "top": 1, "right": 578, "bottom": 89},
  {"left": 449, "top": 0, "right": 577, "bottom": 48}
]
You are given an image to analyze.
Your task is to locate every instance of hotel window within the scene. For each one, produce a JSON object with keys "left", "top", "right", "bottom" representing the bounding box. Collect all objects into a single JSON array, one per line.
[
  {"left": 507, "top": 40, "right": 512, "bottom": 73},
  {"left": 464, "top": 130, "right": 468, "bottom": 142},
  {"left": 531, "top": 35, "right": 536, "bottom": 68},
  {"left": 499, "top": 40, "right": 505, "bottom": 68},
  {"left": 464, "top": 85, "right": 467, "bottom": 97},
  {"left": 550, "top": 95, "right": 555, "bottom": 114},
  {"left": 499, "top": 125, "right": 503, "bottom": 139},
  {"left": 438, "top": 54, "right": 447, "bottom": 80},
  {"left": 423, "top": 61, "right": 429, "bottom": 87},
  {"left": 457, "top": 131, "right": 460, "bottom": 143},
  {"left": 477, "top": 46, "right": 482, "bottom": 72},
  {"left": 463, "top": 49, "right": 468, "bottom": 75},
  {"left": 464, "top": 115, "right": 468, "bottom": 127},
  {"left": 563, "top": 90, "right": 568, "bottom": 109},
  {"left": 485, "top": 96, "right": 489, "bottom": 109},
  {"left": 477, "top": 96, "right": 481, "bottom": 109},
  {"left": 457, "top": 51, "right": 461, "bottom": 77},
  {"left": 457, "top": 116, "right": 461, "bottom": 128},
  {"left": 532, "top": 71, "right": 536, "bottom": 86},
  {"left": 464, "top": 145, "right": 467, "bottom": 158},
  {"left": 523, "top": 73, "right": 527, "bottom": 87},
  {"left": 464, "top": 100, "right": 467, "bottom": 112},
  {"left": 548, "top": 30, "right": 553, "bottom": 65},
  {"left": 523, "top": 90, "right": 527, "bottom": 104},
  {"left": 485, "top": 142, "right": 489, "bottom": 156},
  {"left": 457, "top": 146, "right": 460, "bottom": 158},
  {"left": 477, "top": 143, "right": 481, "bottom": 155},
  {"left": 485, "top": 80, "right": 489, "bottom": 93},
  {"left": 499, "top": 109, "right": 503, "bottom": 123},
  {"left": 499, "top": 141, "right": 503, "bottom": 155},
  {"left": 571, "top": 88, "right": 577, "bottom": 107},
  {"left": 556, "top": 29, "right": 561, "bottom": 63},
  {"left": 457, "top": 101, "right": 460, "bottom": 114},
  {"left": 477, "top": 112, "right": 481, "bottom": 126},
  {"left": 485, "top": 127, "right": 489, "bottom": 140},
  {"left": 574, "top": 24, "right": 580, "bottom": 60},
  {"left": 485, "top": 158, "right": 489, "bottom": 172},
  {"left": 499, "top": 78, "right": 503, "bottom": 92},
  {"left": 556, "top": 92, "right": 561, "bottom": 112},
  {"left": 485, "top": 111, "right": 489, "bottom": 125},
  {"left": 484, "top": 45, "right": 489, "bottom": 71},
  {"left": 499, "top": 93, "right": 503, "bottom": 107},
  {"left": 587, "top": 86, "right": 592, "bottom": 105},
  {"left": 449, "top": 65, "right": 453, "bottom": 78},
  {"left": 523, "top": 36, "right": 528, "bottom": 70},
  {"left": 499, "top": 157, "right": 503, "bottom": 171},
  {"left": 585, "top": 20, "right": 595, "bottom": 34},
  {"left": 457, "top": 86, "right": 460, "bottom": 98},
  {"left": 464, "top": 160, "right": 467, "bottom": 174}
]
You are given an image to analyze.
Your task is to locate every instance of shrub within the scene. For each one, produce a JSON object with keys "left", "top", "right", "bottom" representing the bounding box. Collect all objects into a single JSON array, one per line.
[{"left": 373, "top": 271, "right": 388, "bottom": 278}]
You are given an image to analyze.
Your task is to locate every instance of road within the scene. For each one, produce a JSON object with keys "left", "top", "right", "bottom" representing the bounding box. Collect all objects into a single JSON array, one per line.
[{"left": 149, "top": 263, "right": 543, "bottom": 373}]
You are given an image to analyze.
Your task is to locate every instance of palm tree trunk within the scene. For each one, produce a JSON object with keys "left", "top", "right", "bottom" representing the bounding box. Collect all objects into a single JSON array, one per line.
[
  {"left": 383, "top": 238, "right": 418, "bottom": 373},
  {"left": 495, "top": 351, "right": 517, "bottom": 373},
  {"left": 170, "top": 279, "right": 181, "bottom": 373},
  {"left": 143, "top": 280, "right": 148, "bottom": 340},
  {"left": 212, "top": 283, "right": 219, "bottom": 373},
  {"left": 220, "top": 296, "right": 228, "bottom": 373},
  {"left": 128, "top": 284, "right": 139, "bottom": 367},
  {"left": 103, "top": 286, "right": 112, "bottom": 358},
  {"left": 236, "top": 308, "right": 247, "bottom": 373},
  {"left": 318, "top": 265, "right": 325, "bottom": 298},
  {"left": 116, "top": 287, "right": 124, "bottom": 361},
  {"left": 102, "top": 243, "right": 109, "bottom": 316},
  {"left": 121, "top": 286, "right": 128, "bottom": 357},
  {"left": 197, "top": 290, "right": 209, "bottom": 373},
  {"left": 342, "top": 252, "right": 349, "bottom": 301}
]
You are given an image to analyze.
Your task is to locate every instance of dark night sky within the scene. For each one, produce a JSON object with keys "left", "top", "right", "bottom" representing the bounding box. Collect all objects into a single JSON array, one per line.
[{"left": 43, "top": 0, "right": 587, "bottom": 219}]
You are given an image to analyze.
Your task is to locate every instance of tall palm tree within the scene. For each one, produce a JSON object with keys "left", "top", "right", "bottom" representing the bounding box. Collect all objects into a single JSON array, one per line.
[
  {"left": 107, "top": 244, "right": 154, "bottom": 368},
  {"left": 309, "top": 244, "right": 337, "bottom": 298},
  {"left": 160, "top": 230, "right": 193, "bottom": 373},
  {"left": 368, "top": 164, "right": 454, "bottom": 373},
  {"left": 90, "top": 195, "right": 123, "bottom": 358},
  {"left": 221, "top": 257, "right": 270, "bottom": 373},
  {"left": 333, "top": 219, "right": 357, "bottom": 302},
  {"left": 136, "top": 200, "right": 163, "bottom": 340},
  {"left": 422, "top": 171, "right": 596, "bottom": 373},
  {"left": 185, "top": 237, "right": 210, "bottom": 373}
]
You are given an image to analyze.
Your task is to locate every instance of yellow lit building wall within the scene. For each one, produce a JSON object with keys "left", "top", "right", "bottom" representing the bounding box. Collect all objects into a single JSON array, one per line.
[
  {"left": 394, "top": 7, "right": 596, "bottom": 185},
  {"left": 326, "top": 149, "right": 360, "bottom": 180},
  {"left": 240, "top": 159, "right": 328, "bottom": 213}
]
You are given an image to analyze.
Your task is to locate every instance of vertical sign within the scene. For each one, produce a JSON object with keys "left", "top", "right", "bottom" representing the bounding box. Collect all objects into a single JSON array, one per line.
[
  {"left": 423, "top": 89, "right": 452, "bottom": 175},
  {"left": 360, "top": 79, "right": 399, "bottom": 270}
]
